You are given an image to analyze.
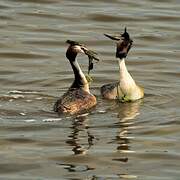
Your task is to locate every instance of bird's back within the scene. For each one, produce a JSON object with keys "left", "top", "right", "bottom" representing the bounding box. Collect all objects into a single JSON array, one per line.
[
  {"left": 54, "top": 88, "right": 96, "bottom": 115},
  {"left": 101, "top": 82, "right": 123, "bottom": 100}
]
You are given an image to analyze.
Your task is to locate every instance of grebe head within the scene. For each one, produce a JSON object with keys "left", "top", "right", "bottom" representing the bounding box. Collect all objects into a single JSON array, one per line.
[
  {"left": 66, "top": 40, "right": 84, "bottom": 61},
  {"left": 66, "top": 40, "right": 99, "bottom": 72},
  {"left": 104, "top": 27, "right": 133, "bottom": 59}
]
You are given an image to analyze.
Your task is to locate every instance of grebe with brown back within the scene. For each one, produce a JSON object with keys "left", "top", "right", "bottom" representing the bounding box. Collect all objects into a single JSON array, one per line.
[{"left": 54, "top": 40, "right": 99, "bottom": 115}]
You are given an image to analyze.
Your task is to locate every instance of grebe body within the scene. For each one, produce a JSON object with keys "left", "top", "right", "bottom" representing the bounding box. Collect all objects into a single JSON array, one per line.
[
  {"left": 54, "top": 89, "right": 96, "bottom": 115},
  {"left": 54, "top": 40, "right": 99, "bottom": 115},
  {"left": 101, "top": 28, "right": 144, "bottom": 102}
]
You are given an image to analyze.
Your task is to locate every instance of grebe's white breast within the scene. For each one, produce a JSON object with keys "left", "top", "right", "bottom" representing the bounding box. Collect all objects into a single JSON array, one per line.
[{"left": 119, "top": 58, "right": 144, "bottom": 101}]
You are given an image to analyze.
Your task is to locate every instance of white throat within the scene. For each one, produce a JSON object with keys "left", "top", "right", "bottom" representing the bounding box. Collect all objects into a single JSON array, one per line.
[
  {"left": 74, "top": 60, "right": 90, "bottom": 92},
  {"left": 118, "top": 58, "right": 136, "bottom": 91}
]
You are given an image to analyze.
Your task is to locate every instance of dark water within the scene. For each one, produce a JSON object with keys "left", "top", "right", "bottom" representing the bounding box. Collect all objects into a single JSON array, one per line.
[{"left": 0, "top": 0, "right": 180, "bottom": 179}]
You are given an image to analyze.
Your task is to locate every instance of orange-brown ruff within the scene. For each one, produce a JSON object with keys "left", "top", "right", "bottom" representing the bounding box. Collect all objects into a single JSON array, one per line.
[{"left": 54, "top": 40, "right": 99, "bottom": 115}]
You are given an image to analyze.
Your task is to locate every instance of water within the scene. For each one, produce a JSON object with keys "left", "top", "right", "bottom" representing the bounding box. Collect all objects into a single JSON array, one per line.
[{"left": 0, "top": 0, "right": 180, "bottom": 179}]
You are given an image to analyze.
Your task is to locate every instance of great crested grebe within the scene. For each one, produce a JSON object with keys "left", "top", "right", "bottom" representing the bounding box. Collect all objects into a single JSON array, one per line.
[
  {"left": 101, "top": 28, "right": 144, "bottom": 102},
  {"left": 54, "top": 40, "right": 99, "bottom": 115}
]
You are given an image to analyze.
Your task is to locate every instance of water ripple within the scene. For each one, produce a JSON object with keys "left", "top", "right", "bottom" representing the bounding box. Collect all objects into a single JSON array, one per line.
[
  {"left": 0, "top": 52, "right": 49, "bottom": 59},
  {"left": 88, "top": 13, "right": 145, "bottom": 22}
]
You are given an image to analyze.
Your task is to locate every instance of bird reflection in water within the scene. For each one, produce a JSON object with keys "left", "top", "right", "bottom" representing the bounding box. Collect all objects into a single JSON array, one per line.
[
  {"left": 115, "top": 100, "right": 143, "bottom": 153},
  {"left": 66, "top": 114, "right": 95, "bottom": 155}
]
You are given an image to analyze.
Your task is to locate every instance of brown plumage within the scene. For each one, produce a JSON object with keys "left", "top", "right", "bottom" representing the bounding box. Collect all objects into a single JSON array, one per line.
[
  {"left": 54, "top": 89, "right": 96, "bottom": 115},
  {"left": 101, "top": 82, "right": 122, "bottom": 99}
]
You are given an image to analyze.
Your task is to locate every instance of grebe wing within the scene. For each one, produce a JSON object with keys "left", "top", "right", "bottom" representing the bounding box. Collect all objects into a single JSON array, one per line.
[{"left": 54, "top": 89, "right": 96, "bottom": 114}]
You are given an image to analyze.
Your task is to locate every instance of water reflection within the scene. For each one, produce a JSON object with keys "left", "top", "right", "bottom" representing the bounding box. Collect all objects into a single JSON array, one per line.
[
  {"left": 66, "top": 115, "right": 95, "bottom": 155},
  {"left": 118, "top": 100, "right": 142, "bottom": 121},
  {"left": 59, "top": 163, "right": 94, "bottom": 173},
  {"left": 115, "top": 100, "right": 143, "bottom": 153}
]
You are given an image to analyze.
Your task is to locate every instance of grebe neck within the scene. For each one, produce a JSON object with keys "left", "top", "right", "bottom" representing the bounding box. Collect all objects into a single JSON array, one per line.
[
  {"left": 69, "top": 58, "right": 89, "bottom": 92},
  {"left": 118, "top": 58, "right": 136, "bottom": 85}
]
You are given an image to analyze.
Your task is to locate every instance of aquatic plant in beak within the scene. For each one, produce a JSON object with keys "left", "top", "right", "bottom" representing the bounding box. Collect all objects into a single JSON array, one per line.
[
  {"left": 66, "top": 40, "right": 99, "bottom": 74},
  {"left": 81, "top": 46, "right": 100, "bottom": 83}
]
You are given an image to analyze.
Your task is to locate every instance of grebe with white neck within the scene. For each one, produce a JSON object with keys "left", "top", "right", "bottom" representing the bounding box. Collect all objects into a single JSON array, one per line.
[
  {"left": 101, "top": 28, "right": 144, "bottom": 102},
  {"left": 54, "top": 40, "right": 99, "bottom": 115}
]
